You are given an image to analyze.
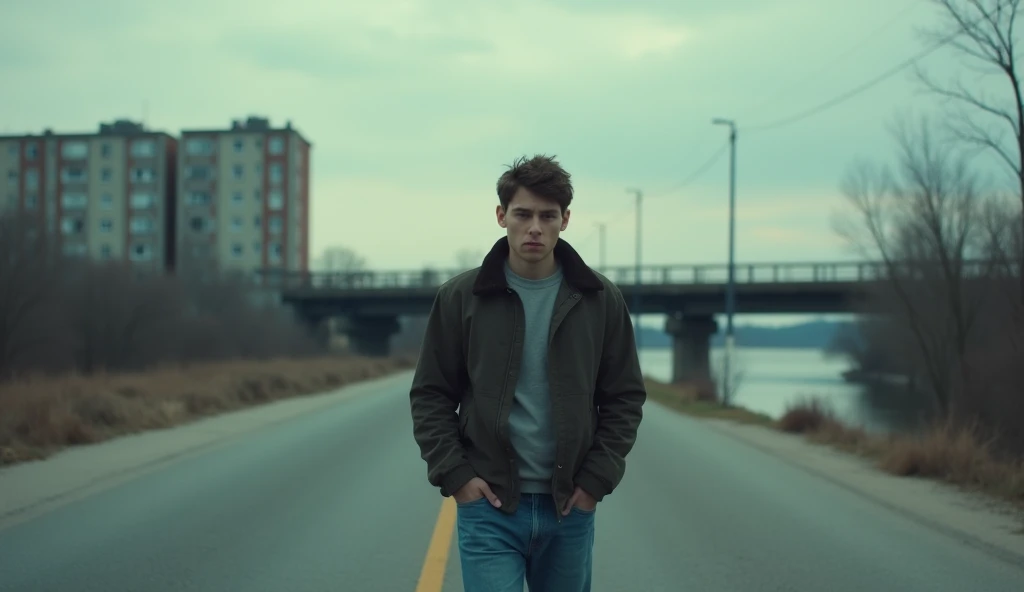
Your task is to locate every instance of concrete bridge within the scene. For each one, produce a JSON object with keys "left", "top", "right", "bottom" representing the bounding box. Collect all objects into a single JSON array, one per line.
[{"left": 260, "top": 260, "right": 902, "bottom": 383}]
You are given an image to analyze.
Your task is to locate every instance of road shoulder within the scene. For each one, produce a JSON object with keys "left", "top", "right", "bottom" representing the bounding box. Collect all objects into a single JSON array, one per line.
[
  {"left": 699, "top": 415, "right": 1024, "bottom": 567},
  {"left": 0, "top": 371, "right": 413, "bottom": 531}
]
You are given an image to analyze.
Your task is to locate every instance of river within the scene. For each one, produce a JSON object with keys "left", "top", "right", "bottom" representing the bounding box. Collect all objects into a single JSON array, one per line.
[{"left": 637, "top": 346, "right": 928, "bottom": 434}]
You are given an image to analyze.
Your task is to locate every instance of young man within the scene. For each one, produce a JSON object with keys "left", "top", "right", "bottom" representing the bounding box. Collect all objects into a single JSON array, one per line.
[{"left": 409, "top": 154, "right": 646, "bottom": 592}]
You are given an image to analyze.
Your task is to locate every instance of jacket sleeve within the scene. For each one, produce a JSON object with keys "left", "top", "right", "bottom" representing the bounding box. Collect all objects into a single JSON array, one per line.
[
  {"left": 573, "top": 284, "right": 647, "bottom": 501},
  {"left": 409, "top": 283, "right": 478, "bottom": 497}
]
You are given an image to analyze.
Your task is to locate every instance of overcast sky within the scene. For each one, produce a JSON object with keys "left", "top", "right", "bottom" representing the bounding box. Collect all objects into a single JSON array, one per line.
[{"left": 0, "top": 0, "right": 1007, "bottom": 325}]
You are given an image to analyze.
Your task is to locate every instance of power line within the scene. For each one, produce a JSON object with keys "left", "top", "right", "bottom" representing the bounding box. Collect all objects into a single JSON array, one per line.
[
  {"left": 646, "top": 141, "right": 730, "bottom": 199},
  {"left": 749, "top": 1, "right": 921, "bottom": 115},
  {"left": 745, "top": 7, "right": 988, "bottom": 133}
]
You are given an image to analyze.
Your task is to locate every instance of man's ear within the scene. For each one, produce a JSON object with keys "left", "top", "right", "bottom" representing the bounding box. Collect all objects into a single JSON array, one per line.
[
  {"left": 560, "top": 208, "right": 570, "bottom": 231},
  {"left": 496, "top": 204, "right": 507, "bottom": 228}
]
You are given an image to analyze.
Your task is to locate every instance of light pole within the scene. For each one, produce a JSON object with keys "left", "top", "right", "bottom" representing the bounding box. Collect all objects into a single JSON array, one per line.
[
  {"left": 713, "top": 117, "right": 737, "bottom": 406},
  {"left": 626, "top": 188, "right": 643, "bottom": 350}
]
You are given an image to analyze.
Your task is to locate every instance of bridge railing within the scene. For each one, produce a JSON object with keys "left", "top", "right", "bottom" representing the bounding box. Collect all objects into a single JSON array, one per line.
[
  {"left": 254, "top": 259, "right": 1012, "bottom": 291},
  {"left": 256, "top": 261, "right": 879, "bottom": 291}
]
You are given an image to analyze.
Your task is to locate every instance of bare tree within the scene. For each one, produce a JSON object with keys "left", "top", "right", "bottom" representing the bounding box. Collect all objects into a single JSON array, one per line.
[
  {"left": 64, "top": 261, "right": 185, "bottom": 373},
  {"left": 915, "top": 0, "right": 1024, "bottom": 297},
  {"left": 834, "top": 114, "right": 998, "bottom": 417},
  {"left": 317, "top": 246, "right": 366, "bottom": 273},
  {"left": 0, "top": 211, "right": 71, "bottom": 378}
]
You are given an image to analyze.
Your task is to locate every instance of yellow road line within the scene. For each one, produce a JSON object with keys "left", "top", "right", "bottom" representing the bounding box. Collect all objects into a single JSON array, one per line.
[{"left": 415, "top": 496, "right": 457, "bottom": 592}]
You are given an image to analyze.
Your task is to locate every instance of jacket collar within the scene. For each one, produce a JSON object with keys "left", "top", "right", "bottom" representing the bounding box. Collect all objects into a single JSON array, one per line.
[{"left": 472, "top": 237, "right": 604, "bottom": 296}]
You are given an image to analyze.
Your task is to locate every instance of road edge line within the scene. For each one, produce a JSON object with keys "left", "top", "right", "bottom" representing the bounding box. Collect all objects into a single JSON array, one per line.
[{"left": 415, "top": 496, "right": 457, "bottom": 592}]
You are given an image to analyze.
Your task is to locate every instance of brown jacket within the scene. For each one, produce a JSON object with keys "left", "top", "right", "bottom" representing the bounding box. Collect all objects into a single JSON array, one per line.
[{"left": 409, "top": 237, "right": 646, "bottom": 515}]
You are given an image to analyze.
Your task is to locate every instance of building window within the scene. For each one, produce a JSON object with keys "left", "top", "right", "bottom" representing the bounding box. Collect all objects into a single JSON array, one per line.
[
  {"left": 25, "top": 169, "right": 38, "bottom": 191},
  {"left": 231, "top": 217, "right": 243, "bottom": 232},
  {"left": 268, "top": 215, "right": 282, "bottom": 234},
  {"left": 101, "top": 168, "right": 112, "bottom": 182},
  {"left": 130, "top": 216, "right": 153, "bottom": 234},
  {"left": 131, "top": 192, "right": 154, "bottom": 209},
  {"left": 268, "top": 190, "right": 283, "bottom": 210},
  {"left": 190, "top": 216, "right": 209, "bottom": 232},
  {"left": 185, "top": 138, "right": 214, "bottom": 156},
  {"left": 99, "top": 219, "right": 113, "bottom": 233},
  {"left": 253, "top": 215, "right": 261, "bottom": 228},
  {"left": 233, "top": 138, "right": 244, "bottom": 153},
  {"left": 61, "top": 192, "right": 88, "bottom": 209},
  {"left": 130, "top": 140, "right": 156, "bottom": 158},
  {"left": 101, "top": 143, "right": 111, "bottom": 158},
  {"left": 233, "top": 164, "right": 244, "bottom": 179},
  {"left": 61, "top": 217, "right": 84, "bottom": 235},
  {"left": 25, "top": 144, "right": 38, "bottom": 160},
  {"left": 100, "top": 244, "right": 113, "bottom": 259},
  {"left": 131, "top": 168, "right": 155, "bottom": 183},
  {"left": 231, "top": 243, "right": 244, "bottom": 257},
  {"left": 252, "top": 240, "right": 261, "bottom": 254},
  {"left": 100, "top": 193, "right": 113, "bottom": 209},
  {"left": 269, "top": 163, "right": 283, "bottom": 184},
  {"left": 186, "top": 165, "right": 212, "bottom": 180},
  {"left": 130, "top": 243, "right": 153, "bottom": 261},
  {"left": 269, "top": 242, "right": 283, "bottom": 264},
  {"left": 269, "top": 136, "right": 284, "bottom": 155},
  {"left": 24, "top": 195, "right": 37, "bottom": 210},
  {"left": 187, "top": 191, "right": 211, "bottom": 206},
  {"left": 232, "top": 191, "right": 244, "bottom": 204},
  {"left": 61, "top": 141, "right": 88, "bottom": 159},
  {"left": 61, "top": 166, "right": 87, "bottom": 183}
]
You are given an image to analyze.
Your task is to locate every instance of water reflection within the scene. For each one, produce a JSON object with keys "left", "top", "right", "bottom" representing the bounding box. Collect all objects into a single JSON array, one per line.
[{"left": 637, "top": 347, "right": 931, "bottom": 434}]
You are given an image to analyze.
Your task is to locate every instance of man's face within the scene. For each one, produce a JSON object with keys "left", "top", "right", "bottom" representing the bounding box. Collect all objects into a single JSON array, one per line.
[{"left": 496, "top": 187, "right": 570, "bottom": 263}]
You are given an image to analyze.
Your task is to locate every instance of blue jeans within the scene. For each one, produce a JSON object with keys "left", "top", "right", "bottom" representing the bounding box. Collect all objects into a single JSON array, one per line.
[{"left": 456, "top": 493, "right": 595, "bottom": 592}]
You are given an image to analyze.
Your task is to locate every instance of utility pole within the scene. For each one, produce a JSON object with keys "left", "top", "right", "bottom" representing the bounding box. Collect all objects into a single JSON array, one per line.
[
  {"left": 626, "top": 188, "right": 643, "bottom": 350},
  {"left": 713, "top": 118, "right": 737, "bottom": 406},
  {"left": 595, "top": 222, "right": 607, "bottom": 272}
]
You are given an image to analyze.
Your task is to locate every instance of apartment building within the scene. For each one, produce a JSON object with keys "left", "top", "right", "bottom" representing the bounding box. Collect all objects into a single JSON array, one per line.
[
  {"left": 177, "top": 116, "right": 311, "bottom": 278},
  {"left": 0, "top": 120, "right": 178, "bottom": 270}
]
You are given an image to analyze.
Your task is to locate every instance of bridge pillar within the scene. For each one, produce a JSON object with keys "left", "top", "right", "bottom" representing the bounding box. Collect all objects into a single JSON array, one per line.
[
  {"left": 664, "top": 314, "right": 718, "bottom": 384},
  {"left": 294, "top": 312, "right": 332, "bottom": 352},
  {"left": 341, "top": 315, "right": 401, "bottom": 357}
]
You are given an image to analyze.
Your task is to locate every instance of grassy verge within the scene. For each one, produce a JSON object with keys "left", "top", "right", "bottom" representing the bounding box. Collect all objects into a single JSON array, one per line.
[
  {"left": 0, "top": 355, "right": 415, "bottom": 467},
  {"left": 645, "top": 377, "right": 1024, "bottom": 509},
  {"left": 777, "top": 399, "right": 1024, "bottom": 508},
  {"left": 644, "top": 378, "right": 774, "bottom": 426}
]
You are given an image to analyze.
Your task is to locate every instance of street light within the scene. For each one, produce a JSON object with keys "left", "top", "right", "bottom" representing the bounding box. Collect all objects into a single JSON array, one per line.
[
  {"left": 594, "top": 222, "right": 607, "bottom": 273},
  {"left": 626, "top": 187, "right": 643, "bottom": 350},
  {"left": 713, "top": 117, "right": 737, "bottom": 406}
]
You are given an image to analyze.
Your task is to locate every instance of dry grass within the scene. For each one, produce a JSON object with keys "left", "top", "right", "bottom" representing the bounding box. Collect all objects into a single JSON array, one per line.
[
  {"left": 644, "top": 378, "right": 775, "bottom": 426},
  {"left": 778, "top": 400, "right": 1024, "bottom": 507},
  {"left": 0, "top": 355, "right": 415, "bottom": 466},
  {"left": 649, "top": 382, "right": 1024, "bottom": 508}
]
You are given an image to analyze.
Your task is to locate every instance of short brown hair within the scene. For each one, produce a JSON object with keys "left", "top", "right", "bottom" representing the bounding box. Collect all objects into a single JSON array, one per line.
[{"left": 496, "top": 154, "right": 573, "bottom": 212}]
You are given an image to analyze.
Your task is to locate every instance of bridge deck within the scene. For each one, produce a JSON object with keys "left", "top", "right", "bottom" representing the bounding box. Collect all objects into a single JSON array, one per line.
[{"left": 263, "top": 261, "right": 906, "bottom": 317}]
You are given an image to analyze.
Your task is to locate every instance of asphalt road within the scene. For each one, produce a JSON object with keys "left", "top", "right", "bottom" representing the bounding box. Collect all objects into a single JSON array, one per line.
[{"left": 1, "top": 372, "right": 1023, "bottom": 591}]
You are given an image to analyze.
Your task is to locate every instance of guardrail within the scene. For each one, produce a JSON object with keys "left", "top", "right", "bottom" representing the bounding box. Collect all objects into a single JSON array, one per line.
[{"left": 253, "top": 259, "right": 1014, "bottom": 291}]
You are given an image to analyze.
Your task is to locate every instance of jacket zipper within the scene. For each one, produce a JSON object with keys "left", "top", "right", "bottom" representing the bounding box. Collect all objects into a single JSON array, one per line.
[
  {"left": 495, "top": 290, "right": 519, "bottom": 501},
  {"left": 550, "top": 290, "right": 581, "bottom": 524}
]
